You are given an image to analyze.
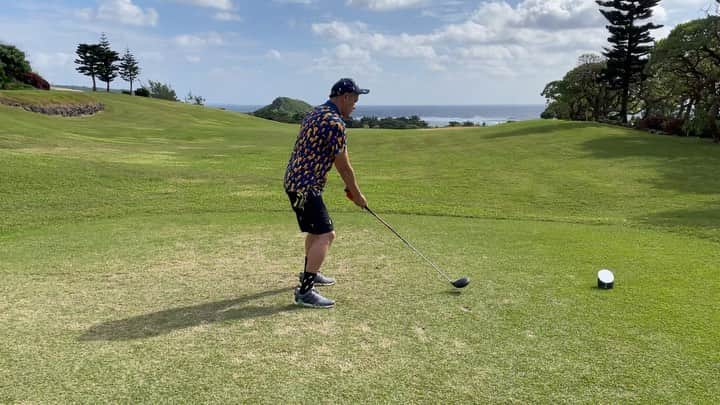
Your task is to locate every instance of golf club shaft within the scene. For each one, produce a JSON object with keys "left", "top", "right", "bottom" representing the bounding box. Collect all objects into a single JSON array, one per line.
[{"left": 364, "top": 206, "right": 454, "bottom": 283}]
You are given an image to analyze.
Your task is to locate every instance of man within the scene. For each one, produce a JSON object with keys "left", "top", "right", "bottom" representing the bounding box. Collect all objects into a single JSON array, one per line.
[{"left": 284, "top": 78, "right": 369, "bottom": 308}]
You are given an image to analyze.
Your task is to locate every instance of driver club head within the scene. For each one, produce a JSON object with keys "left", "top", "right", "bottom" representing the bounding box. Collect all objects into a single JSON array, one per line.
[{"left": 451, "top": 277, "right": 470, "bottom": 289}]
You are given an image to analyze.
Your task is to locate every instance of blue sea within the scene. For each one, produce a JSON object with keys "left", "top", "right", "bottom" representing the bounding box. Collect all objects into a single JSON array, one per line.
[{"left": 212, "top": 104, "right": 545, "bottom": 127}]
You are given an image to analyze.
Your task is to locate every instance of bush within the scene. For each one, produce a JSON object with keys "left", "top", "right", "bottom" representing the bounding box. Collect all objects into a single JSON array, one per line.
[
  {"left": 1, "top": 81, "right": 33, "bottom": 90},
  {"left": 637, "top": 116, "right": 665, "bottom": 131},
  {"left": 637, "top": 116, "right": 686, "bottom": 136},
  {"left": 0, "top": 44, "right": 32, "bottom": 82},
  {"left": 147, "top": 80, "right": 178, "bottom": 101},
  {"left": 0, "top": 63, "right": 7, "bottom": 86},
  {"left": 541, "top": 101, "right": 569, "bottom": 119},
  {"left": 662, "top": 118, "right": 686, "bottom": 136},
  {"left": 121, "top": 90, "right": 132, "bottom": 95},
  {"left": 684, "top": 110, "right": 716, "bottom": 139},
  {"left": 134, "top": 87, "right": 150, "bottom": 97},
  {"left": 21, "top": 72, "right": 49, "bottom": 90}
]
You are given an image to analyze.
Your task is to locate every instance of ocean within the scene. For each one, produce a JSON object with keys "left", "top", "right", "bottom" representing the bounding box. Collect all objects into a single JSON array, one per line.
[{"left": 212, "top": 104, "right": 545, "bottom": 127}]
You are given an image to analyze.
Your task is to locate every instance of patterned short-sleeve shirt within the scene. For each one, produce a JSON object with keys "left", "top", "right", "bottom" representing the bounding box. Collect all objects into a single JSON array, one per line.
[{"left": 284, "top": 101, "right": 347, "bottom": 195}]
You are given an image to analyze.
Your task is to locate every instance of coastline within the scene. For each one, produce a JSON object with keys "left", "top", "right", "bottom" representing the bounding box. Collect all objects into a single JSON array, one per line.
[{"left": 210, "top": 103, "right": 545, "bottom": 127}]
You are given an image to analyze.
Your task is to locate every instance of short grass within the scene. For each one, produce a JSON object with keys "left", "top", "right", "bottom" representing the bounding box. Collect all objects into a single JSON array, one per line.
[
  {"left": 1, "top": 91, "right": 719, "bottom": 403},
  {"left": 0, "top": 89, "right": 99, "bottom": 106}
]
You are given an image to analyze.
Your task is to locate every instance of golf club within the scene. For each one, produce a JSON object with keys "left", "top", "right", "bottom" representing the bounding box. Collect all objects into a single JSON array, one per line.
[{"left": 347, "top": 191, "right": 469, "bottom": 288}]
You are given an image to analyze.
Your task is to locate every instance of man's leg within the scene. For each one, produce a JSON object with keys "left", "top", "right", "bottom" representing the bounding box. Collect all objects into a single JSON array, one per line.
[
  {"left": 305, "top": 232, "right": 335, "bottom": 272},
  {"left": 292, "top": 193, "right": 336, "bottom": 307},
  {"left": 299, "top": 231, "right": 335, "bottom": 294},
  {"left": 295, "top": 231, "right": 336, "bottom": 308}
]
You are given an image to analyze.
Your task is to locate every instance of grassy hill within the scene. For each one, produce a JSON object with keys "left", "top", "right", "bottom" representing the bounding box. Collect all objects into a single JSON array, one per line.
[
  {"left": 252, "top": 96, "right": 312, "bottom": 123},
  {"left": 1, "top": 91, "right": 718, "bottom": 402}
]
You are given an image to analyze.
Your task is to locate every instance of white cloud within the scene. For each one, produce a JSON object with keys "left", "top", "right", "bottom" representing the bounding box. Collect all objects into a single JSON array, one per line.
[
  {"left": 214, "top": 12, "right": 242, "bottom": 21},
  {"left": 311, "top": 0, "right": 619, "bottom": 78},
  {"left": 27, "top": 51, "right": 72, "bottom": 72},
  {"left": 186, "top": 55, "right": 201, "bottom": 63},
  {"left": 75, "top": 8, "right": 93, "bottom": 20},
  {"left": 173, "top": 0, "right": 234, "bottom": 10},
  {"left": 175, "top": 33, "right": 224, "bottom": 48},
  {"left": 661, "top": 0, "right": 713, "bottom": 12},
  {"left": 427, "top": 61, "right": 447, "bottom": 72},
  {"left": 93, "top": 0, "right": 159, "bottom": 26},
  {"left": 266, "top": 49, "right": 282, "bottom": 60},
  {"left": 312, "top": 21, "right": 367, "bottom": 41},
  {"left": 653, "top": 5, "right": 669, "bottom": 23},
  {"left": 312, "top": 44, "right": 381, "bottom": 75},
  {"left": 273, "top": 0, "right": 317, "bottom": 4},
  {"left": 469, "top": 0, "right": 603, "bottom": 31},
  {"left": 346, "top": 0, "right": 426, "bottom": 11},
  {"left": 312, "top": 21, "right": 436, "bottom": 59},
  {"left": 334, "top": 43, "right": 372, "bottom": 60}
]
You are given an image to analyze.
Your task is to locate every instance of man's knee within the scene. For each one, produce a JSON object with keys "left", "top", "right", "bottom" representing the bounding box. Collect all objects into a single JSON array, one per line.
[{"left": 310, "top": 230, "right": 335, "bottom": 245}]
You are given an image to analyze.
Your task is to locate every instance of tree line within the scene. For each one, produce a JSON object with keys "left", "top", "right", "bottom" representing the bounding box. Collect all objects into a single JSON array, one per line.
[
  {"left": 75, "top": 33, "right": 140, "bottom": 93},
  {"left": 542, "top": 0, "right": 720, "bottom": 143},
  {"left": 74, "top": 33, "right": 204, "bottom": 105},
  {"left": 346, "top": 115, "right": 430, "bottom": 129}
]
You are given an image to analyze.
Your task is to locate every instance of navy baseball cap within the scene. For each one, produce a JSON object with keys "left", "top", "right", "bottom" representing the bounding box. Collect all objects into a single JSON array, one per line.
[{"left": 329, "top": 78, "right": 370, "bottom": 97}]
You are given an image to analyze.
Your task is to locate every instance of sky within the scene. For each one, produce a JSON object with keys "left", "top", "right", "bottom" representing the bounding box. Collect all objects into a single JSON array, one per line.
[{"left": 0, "top": 0, "right": 716, "bottom": 105}]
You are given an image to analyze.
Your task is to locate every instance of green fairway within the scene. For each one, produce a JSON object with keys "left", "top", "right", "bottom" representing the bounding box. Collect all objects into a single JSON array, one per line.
[{"left": 1, "top": 91, "right": 718, "bottom": 403}]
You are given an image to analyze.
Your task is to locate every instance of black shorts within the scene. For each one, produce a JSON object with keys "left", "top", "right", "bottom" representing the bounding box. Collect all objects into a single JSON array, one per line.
[{"left": 287, "top": 191, "right": 334, "bottom": 235}]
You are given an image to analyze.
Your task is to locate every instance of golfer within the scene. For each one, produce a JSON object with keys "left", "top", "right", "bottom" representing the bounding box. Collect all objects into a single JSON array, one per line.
[{"left": 284, "top": 78, "right": 369, "bottom": 308}]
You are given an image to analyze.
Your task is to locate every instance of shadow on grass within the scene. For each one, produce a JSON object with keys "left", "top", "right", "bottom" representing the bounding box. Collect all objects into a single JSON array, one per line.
[
  {"left": 582, "top": 133, "right": 720, "bottom": 195},
  {"left": 482, "top": 121, "right": 602, "bottom": 139},
  {"left": 633, "top": 206, "right": 720, "bottom": 243},
  {"left": 78, "top": 287, "right": 297, "bottom": 341}
]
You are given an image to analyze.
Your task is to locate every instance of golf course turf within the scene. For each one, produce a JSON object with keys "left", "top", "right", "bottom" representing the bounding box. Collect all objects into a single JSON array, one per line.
[{"left": 1, "top": 91, "right": 718, "bottom": 402}]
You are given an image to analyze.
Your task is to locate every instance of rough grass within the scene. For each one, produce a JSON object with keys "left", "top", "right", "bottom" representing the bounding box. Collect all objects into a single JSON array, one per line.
[{"left": 1, "top": 92, "right": 719, "bottom": 403}]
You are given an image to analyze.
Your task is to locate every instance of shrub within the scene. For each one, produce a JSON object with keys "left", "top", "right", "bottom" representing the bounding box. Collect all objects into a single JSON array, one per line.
[
  {"left": 21, "top": 72, "right": 50, "bottom": 90},
  {"left": 637, "top": 116, "right": 665, "bottom": 131},
  {"left": 637, "top": 116, "right": 686, "bottom": 136},
  {"left": 0, "top": 63, "right": 7, "bottom": 86},
  {"left": 662, "top": 118, "right": 686, "bottom": 136},
  {"left": 1, "top": 81, "right": 33, "bottom": 90},
  {"left": 147, "top": 80, "right": 178, "bottom": 101},
  {"left": 134, "top": 87, "right": 150, "bottom": 97},
  {"left": 121, "top": 90, "right": 132, "bottom": 95},
  {"left": 684, "top": 110, "right": 715, "bottom": 139},
  {"left": 0, "top": 44, "right": 32, "bottom": 82}
]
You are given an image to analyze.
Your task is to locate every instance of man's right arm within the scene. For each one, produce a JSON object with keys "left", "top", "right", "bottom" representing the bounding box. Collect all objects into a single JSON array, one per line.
[{"left": 334, "top": 149, "right": 367, "bottom": 208}]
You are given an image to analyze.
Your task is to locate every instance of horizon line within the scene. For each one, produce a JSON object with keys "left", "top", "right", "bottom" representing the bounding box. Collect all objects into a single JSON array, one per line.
[{"left": 209, "top": 103, "right": 546, "bottom": 107}]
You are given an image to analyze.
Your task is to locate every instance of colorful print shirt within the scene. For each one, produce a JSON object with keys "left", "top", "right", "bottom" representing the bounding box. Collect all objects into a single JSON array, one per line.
[{"left": 284, "top": 101, "right": 347, "bottom": 196}]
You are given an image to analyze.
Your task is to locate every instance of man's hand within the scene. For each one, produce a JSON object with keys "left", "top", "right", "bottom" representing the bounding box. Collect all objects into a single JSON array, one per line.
[{"left": 345, "top": 188, "right": 367, "bottom": 209}]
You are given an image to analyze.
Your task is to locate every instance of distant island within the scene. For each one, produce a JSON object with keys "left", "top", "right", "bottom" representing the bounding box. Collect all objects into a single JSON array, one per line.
[{"left": 252, "top": 97, "right": 312, "bottom": 124}]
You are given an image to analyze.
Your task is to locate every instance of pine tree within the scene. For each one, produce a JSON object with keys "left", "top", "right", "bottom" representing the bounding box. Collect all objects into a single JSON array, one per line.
[
  {"left": 96, "top": 33, "right": 120, "bottom": 92},
  {"left": 119, "top": 48, "right": 141, "bottom": 94},
  {"left": 74, "top": 43, "right": 102, "bottom": 91},
  {"left": 596, "top": 0, "right": 662, "bottom": 123}
]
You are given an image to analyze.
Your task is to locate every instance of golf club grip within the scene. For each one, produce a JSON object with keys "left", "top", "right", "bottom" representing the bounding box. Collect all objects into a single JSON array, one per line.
[{"left": 345, "top": 188, "right": 368, "bottom": 210}]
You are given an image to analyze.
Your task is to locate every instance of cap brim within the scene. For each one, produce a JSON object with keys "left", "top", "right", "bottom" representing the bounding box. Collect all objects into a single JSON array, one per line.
[{"left": 356, "top": 89, "right": 369, "bottom": 95}]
